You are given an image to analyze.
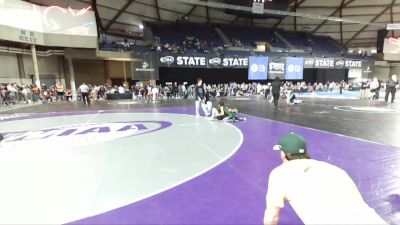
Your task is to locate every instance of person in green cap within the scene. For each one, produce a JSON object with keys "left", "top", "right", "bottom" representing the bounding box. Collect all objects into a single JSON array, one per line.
[{"left": 263, "top": 132, "right": 387, "bottom": 225}]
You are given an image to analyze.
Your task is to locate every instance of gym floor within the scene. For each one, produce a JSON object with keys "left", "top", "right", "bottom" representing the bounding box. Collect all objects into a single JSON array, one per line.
[{"left": 0, "top": 97, "right": 399, "bottom": 224}]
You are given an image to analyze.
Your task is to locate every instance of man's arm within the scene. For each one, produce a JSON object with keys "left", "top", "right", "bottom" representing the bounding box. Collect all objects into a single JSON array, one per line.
[
  {"left": 264, "top": 170, "right": 285, "bottom": 225},
  {"left": 264, "top": 205, "right": 281, "bottom": 225}
]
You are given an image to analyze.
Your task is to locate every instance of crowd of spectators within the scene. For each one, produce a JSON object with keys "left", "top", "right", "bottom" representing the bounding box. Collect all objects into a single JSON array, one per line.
[
  {"left": 231, "top": 37, "right": 242, "bottom": 47},
  {"left": 113, "top": 38, "right": 136, "bottom": 52},
  {"left": 0, "top": 83, "right": 74, "bottom": 106},
  {"left": 2, "top": 78, "right": 397, "bottom": 107},
  {"left": 152, "top": 35, "right": 211, "bottom": 54}
]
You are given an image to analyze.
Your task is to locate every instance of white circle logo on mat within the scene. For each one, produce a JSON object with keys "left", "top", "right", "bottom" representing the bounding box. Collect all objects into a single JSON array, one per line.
[
  {"left": 0, "top": 112, "right": 242, "bottom": 225},
  {"left": 2, "top": 123, "right": 139, "bottom": 147}
]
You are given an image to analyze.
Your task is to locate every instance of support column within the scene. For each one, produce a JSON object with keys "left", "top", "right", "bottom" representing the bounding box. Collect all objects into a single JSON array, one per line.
[
  {"left": 17, "top": 54, "right": 25, "bottom": 85},
  {"left": 31, "top": 45, "right": 40, "bottom": 88},
  {"left": 58, "top": 56, "right": 66, "bottom": 86},
  {"left": 68, "top": 58, "right": 77, "bottom": 100},
  {"left": 104, "top": 61, "right": 112, "bottom": 85},
  {"left": 123, "top": 61, "right": 128, "bottom": 87}
]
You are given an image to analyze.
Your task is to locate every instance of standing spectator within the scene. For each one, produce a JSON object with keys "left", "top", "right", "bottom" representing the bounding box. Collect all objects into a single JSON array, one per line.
[
  {"left": 79, "top": 83, "right": 90, "bottom": 104},
  {"left": 195, "top": 78, "right": 206, "bottom": 117},
  {"left": 271, "top": 77, "right": 281, "bottom": 108},
  {"left": 339, "top": 81, "right": 344, "bottom": 94},
  {"left": 360, "top": 80, "right": 367, "bottom": 99},
  {"left": 385, "top": 74, "right": 399, "bottom": 103},
  {"left": 370, "top": 78, "right": 380, "bottom": 100},
  {"left": 20, "top": 86, "right": 29, "bottom": 104},
  {"left": 151, "top": 85, "right": 159, "bottom": 102},
  {"left": 56, "top": 82, "right": 64, "bottom": 101},
  {"left": 31, "top": 85, "right": 40, "bottom": 103}
]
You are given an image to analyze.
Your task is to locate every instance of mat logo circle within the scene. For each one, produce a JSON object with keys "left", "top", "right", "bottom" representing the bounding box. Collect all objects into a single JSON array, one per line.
[{"left": 1, "top": 121, "right": 172, "bottom": 147}]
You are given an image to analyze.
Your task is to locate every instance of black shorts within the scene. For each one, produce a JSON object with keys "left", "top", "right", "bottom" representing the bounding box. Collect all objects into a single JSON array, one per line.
[
  {"left": 217, "top": 115, "right": 225, "bottom": 120},
  {"left": 57, "top": 91, "right": 64, "bottom": 96}
]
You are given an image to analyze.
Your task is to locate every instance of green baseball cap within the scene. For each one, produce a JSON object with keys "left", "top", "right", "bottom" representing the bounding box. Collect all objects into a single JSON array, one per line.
[{"left": 273, "top": 132, "right": 307, "bottom": 154}]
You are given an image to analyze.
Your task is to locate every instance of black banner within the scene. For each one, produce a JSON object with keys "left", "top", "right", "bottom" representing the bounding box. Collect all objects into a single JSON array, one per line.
[
  {"left": 268, "top": 57, "right": 285, "bottom": 79},
  {"left": 304, "top": 58, "right": 363, "bottom": 69},
  {"left": 130, "top": 53, "right": 371, "bottom": 78},
  {"left": 362, "top": 61, "right": 374, "bottom": 79},
  {"left": 132, "top": 53, "right": 159, "bottom": 80}
]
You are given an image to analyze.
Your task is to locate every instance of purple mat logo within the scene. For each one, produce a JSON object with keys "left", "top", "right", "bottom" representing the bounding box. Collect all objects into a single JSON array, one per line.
[{"left": 2, "top": 121, "right": 172, "bottom": 147}]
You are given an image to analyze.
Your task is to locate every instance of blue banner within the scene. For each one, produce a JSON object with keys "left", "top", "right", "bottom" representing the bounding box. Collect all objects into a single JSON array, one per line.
[
  {"left": 285, "top": 57, "right": 304, "bottom": 80},
  {"left": 248, "top": 56, "right": 269, "bottom": 80}
]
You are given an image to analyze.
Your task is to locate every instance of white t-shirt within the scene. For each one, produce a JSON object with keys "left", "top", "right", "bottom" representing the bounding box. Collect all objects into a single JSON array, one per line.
[
  {"left": 152, "top": 87, "right": 159, "bottom": 94},
  {"left": 266, "top": 159, "right": 387, "bottom": 225},
  {"left": 118, "top": 86, "right": 125, "bottom": 94},
  {"left": 79, "top": 84, "right": 89, "bottom": 93}
]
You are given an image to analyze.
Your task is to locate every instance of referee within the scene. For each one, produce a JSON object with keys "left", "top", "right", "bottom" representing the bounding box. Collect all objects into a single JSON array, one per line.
[
  {"left": 271, "top": 77, "right": 281, "bottom": 108},
  {"left": 264, "top": 133, "right": 387, "bottom": 225}
]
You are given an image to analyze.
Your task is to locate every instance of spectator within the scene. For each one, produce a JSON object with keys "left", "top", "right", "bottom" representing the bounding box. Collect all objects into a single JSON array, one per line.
[
  {"left": 385, "top": 74, "right": 399, "bottom": 103},
  {"left": 79, "top": 83, "right": 90, "bottom": 104},
  {"left": 31, "top": 85, "right": 40, "bottom": 103},
  {"left": 56, "top": 82, "right": 65, "bottom": 101}
]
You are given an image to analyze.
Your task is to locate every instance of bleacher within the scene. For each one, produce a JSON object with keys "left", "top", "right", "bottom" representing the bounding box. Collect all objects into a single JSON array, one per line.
[
  {"left": 151, "top": 23, "right": 224, "bottom": 51},
  {"left": 98, "top": 22, "right": 375, "bottom": 60},
  {"left": 279, "top": 31, "right": 345, "bottom": 54},
  {"left": 220, "top": 25, "right": 287, "bottom": 48}
]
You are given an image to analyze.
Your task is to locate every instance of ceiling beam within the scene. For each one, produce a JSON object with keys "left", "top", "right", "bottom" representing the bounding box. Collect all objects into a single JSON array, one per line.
[
  {"left": 206, "top": 0, "right": 210, "bottom": 23},
  {"left": 294, "top": 4, "right": 400, "bottom": 9},
  {"left": 155, "top": 0, "right": 161, "bottom": 22},
  {"left": 184, "top": 5, "right": 197, "bottom": 18},
  {"left": 230, "top": 16, "right": 239, "bottom": 24},
  {"left": 345, "top": 0, "right": 395, "bottom": 45},
  {"left": 339, "top": 0, "right": 345, "bottom": 44},
  {"left": 105, "top": 0, "right": 136, "bottom": 31},
  {"left": 92, "top": 0, "right": 104, "bottom": 33},
  {"left": 273, "top": 0, "right": 306, "bottom": 29},
  {"left": 294, "top": 0, "right": 298, "bottom": 31},
  {"left": 315, "top": 30, "right": 379, "bottom": 34},
  {"left": 95, "top": 2, "right": 233, "bottom": 24},
  {"left": 312, "top": 0, "right": 355, "bottom": 34}
]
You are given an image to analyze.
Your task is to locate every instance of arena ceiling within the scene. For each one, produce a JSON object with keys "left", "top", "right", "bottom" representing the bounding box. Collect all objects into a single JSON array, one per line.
[{"left": 26, "top": 0, "right": 400, "bottom": 48}]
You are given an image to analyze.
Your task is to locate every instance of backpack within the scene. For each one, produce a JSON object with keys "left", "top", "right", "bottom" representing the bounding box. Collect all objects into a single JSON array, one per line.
[{"left": 388, "top": 79, "right": 397, "bottom": 88}]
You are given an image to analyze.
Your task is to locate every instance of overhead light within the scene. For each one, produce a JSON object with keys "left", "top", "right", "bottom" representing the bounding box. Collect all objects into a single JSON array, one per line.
[{"left": 139, "top": 24, "right": 144, "bottom": 30}]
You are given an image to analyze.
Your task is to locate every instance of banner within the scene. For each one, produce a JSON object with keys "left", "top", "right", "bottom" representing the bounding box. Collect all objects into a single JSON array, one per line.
[
  {"left": 304, "top": 58, "right": 315, "bottom": 68},
  {"left": 362, "top": 61, "right": 374, "bottom": 79},
  {"left": 313, "top": 58, "right": 335, "bottom": 69},
  {"left": 285, "top": 57, "right": 303, "bottom": 80},
  {"left": 248, "top": 56, "right": 269, "bottom": 80},
  {"left": 157, "top": 53, "right": 370, "bottom": 71},
  {"left": 158, "top": 54, "right": 248, "bottom": 68},
  {"left": 345, "top": 60, "right": 363, "bottom": 68},
  {"left": 132, "top": 53, "right": 159, "bottom": 80},
  {"left": 269, "top": 57, "right": 285, "bottom": 79}
]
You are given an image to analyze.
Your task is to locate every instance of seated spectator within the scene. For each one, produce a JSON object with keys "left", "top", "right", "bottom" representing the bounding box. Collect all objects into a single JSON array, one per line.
[
  {"left": 118, "top": 85, "right": 125, "bottom": 94},
  {"left": 66, "top": 89, "right": 73, "bottom": 101},
  {"left": 41, "top": 90, "right": 52, "bottom": 104}
]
